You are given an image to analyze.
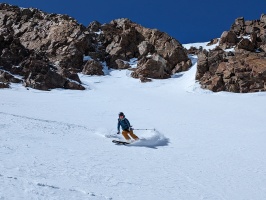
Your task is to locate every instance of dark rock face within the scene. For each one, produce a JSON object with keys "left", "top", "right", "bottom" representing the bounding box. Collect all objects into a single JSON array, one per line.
[
  {"left": 131, "top": 54, "right": 170, "bottom": 79},
  {"left": 0, "top": 3, "right": 87, "bottom": 90},
  {"left": 0, "top": 3, "right": 191, "bottom": 90},
  {"left": 196, "top": 14, "right": 266, "bottom": 93},
  {"left": 115, "top": 59, "right": 130, "bottom": 69},
  {"left": 219, "top": 31, "right": 239, "bottom": 49},
  {"left": 101, "top": 18, "right": 191, "bottom": 78},
  {"left": 82, "top": 60, "right": 104, "bottom": 75},
  {"left": 0, "top": 70, "right": 22, "bottom": 83},
  {"left": 197, "top": 48, "right": 266, "bottom": 93},
  {"left": 207, "top": 38, "right": 219, "bottom": 46}
]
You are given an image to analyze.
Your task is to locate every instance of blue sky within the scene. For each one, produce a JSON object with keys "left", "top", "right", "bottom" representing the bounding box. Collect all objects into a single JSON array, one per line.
[{"left": 2, "top": 0, "right": 266, "bottom": 43}]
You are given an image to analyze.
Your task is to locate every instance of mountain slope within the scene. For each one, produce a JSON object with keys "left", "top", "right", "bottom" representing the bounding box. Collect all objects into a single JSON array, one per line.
[{"left": 1, "top": 45, "right": 266, "bottom": 199}]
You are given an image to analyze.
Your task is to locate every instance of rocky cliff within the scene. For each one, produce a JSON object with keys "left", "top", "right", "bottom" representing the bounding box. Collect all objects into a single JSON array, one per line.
[
  {"left": 0, "top": 3, "right": 191, "bottom": 90},
  {"left": 196, "top": 14, "right": 266, "bottom": 93}
]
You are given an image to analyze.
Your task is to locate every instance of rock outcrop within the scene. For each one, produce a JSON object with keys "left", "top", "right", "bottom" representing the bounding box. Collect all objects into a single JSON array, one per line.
[
  {"left": 197, "top": 49, "right": 266, "bottom": 93},
  {"left": 82, "top": 60, "right": 104, "bottom": 75},
  {"left": 0, "top": 4, "right": 191, "bottom": 90},
  {"left": 0, "top": 3, "right": 87, "bottom": 90},
  {"left": 101, "top": 18, "right": 191, "bottom": 79},
  {"left": 196, "top": 14, "right": 266, "bottom": 93}
]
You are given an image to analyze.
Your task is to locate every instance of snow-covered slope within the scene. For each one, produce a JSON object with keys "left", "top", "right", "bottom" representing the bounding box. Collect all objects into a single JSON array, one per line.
[{"left": 1, "top": 43, "right": 266, "bottom": 200}]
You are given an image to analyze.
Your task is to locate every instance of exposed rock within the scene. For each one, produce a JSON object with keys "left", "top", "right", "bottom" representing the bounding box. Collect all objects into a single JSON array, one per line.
[
  {"left": 236, "top": 38, "right": 255, "bottom": 52},
  {"left": 219, "top": 31, "right": 239, "bottom": 49},
  {"left": 0, "top": 3, "right": 191, "bottom": 90},
  {"left": 0, "top": 3, "right": 89, "bottom": 69},
  {"left": 196, "top": 14, "right": 266, "bottom": 93},
  {"left": 207, "top": 38, "right": 219, "bottom": 46},
  {"left": 101, "top": 18, "right": 191, "bottom": 77},
  {"left": 57, "top": 67, "right": 82, "bottom": 83},
  {"left": 64, "top": 81, "right": 85, "bottom": 90},
  {"left": 186, "top": 46, "right": 201, "bottom": 55},
  {"left": 0, "top": 82, "right": 9, "bottom": 88},
  {"left": 88, "top": 21, "right": 102, "bottom": 32},
  {"left": 230, "top": 17, "right": 245, "bottom": 35},
  {"left": 131, "top": 54, "right": 170, "bottom": 79},
  {"left": 196, "top": 47, "right": 226, "bottom": 81},
  {"left": 0, "top": 70, "right": 22, "bottom": 83},
  {"left": 21, "top": 58, "right": 67, "bottom": 90},
  {"left": 197, "top": 49, "right": 266, "bottom": 93},
  {"left": 115, "top": 59, "right": 130, "bottom": 69},
  {"left": 82, "top": 60, "right": 104, "bottom": 75},
  {"left": 140, "top": 76, "right": 152, "bottom": 83},
  {"left": 138, "top": 41, "right": 155, "bottom": 57}
]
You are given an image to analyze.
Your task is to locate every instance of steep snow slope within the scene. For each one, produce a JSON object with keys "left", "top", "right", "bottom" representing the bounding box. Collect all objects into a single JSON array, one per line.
[{"left": 1, "top": 45, "right": 266, "bottom": 200}]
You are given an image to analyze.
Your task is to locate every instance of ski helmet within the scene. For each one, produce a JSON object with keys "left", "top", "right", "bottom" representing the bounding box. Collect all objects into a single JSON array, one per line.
[{"left": 118, "top": 112, "right": 124, "bottom": 117}]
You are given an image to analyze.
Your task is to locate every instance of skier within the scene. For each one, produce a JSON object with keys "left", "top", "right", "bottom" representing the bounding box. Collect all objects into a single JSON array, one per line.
[{"left": 117, "top": 112, "right": 139, "bottom": 142}]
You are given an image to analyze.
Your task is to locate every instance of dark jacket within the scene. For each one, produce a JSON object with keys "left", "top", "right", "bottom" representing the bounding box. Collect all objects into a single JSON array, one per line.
[{"left": 117, "top": 117, "right": 131, "bottom": 131}]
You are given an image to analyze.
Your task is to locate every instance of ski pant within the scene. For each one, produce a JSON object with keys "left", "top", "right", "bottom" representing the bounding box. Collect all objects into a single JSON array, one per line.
[{"left": 122, "top": 130, "right": 139, "bottom": 140}]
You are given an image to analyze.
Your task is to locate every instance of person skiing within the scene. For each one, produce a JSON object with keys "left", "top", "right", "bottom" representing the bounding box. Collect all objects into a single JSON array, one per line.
[{"left": 117, "top": 112, "right": 139, "bottom": 142}]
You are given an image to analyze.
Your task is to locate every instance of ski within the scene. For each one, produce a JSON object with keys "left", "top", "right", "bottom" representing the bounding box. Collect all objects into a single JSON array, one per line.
[{"left": 112, "top": 140, "right": 130, "bottom": 145}]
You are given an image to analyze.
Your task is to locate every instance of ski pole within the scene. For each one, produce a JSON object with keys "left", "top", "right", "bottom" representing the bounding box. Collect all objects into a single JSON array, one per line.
[{"left": 133, "top": 128, "right": 156, "bottom": 131}]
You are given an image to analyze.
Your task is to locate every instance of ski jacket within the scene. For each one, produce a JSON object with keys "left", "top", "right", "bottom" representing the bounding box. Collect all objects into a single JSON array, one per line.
[{"left": 117, "top": 117, "right": 131, "bottom": 131}]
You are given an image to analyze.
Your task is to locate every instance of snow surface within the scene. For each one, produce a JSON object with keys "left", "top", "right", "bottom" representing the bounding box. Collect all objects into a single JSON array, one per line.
[{"left": 1, "top": 42, "right": 266, "bottom": 200}]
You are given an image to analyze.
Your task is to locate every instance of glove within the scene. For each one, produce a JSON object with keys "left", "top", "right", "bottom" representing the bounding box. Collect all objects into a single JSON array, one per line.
[
  {"left": 129, "top": 127, "right": 134, "bottom": 131},
  {"left": 117, "top": 131, "right": 120, "bottom": 134}
]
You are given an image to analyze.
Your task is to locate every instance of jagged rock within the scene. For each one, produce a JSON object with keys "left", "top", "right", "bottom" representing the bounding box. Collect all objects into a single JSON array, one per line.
[
  {"left": 195, "top": 14, "right": 266, "bottom": 93},
  {"left": 230, "top": 17, "right": 245, "bottom": 35},
  {"left": 88, "top": 21, "right": 102, "bottom": 32},
  {"left": 0, "top": 70, "right": 22, "bottom": 83},
  {"left": 21, "top": 58, "right": 67, "bottom": 90},
  {"left": 0, "top": 82, "right": 9, "bottom": 88},
  {"left": 0, "top": 35, "right": 30, "bottom": 69},
  {"left": 196, "top": 47, "right": 225, "bottom": 81},
  {"left": 82, "top": 60, "right": 104, "bottom": 75},
  {"left": 140, "top": 76, "right": 152, "bottom": 83},
  {"left": 260, "top": 14, "right": 266, "bottom": 24},
  {"left": 131, "top": 54, "right": 170, "bottom": 79},
  {"left": 57, "top": 67, "right": 81, "bottom": 83},
  {"left": 115, "top": 59, "right": 130, "bottom": 69},
  {"left": 197, "top": 49, "right": 266, "bottom": 93},
  {"left": 101, "top": 18, "right": 191, "bottom": 76},
  {"left": 138, "top": 41, "right": 155, "bottom": 57},
  {"left": 186, "top": 46, "right": 201, "bottom": 55},
  {"left": 0, "top": 3, "right": 191, "bottom": 90},
  {"left": 219, "top": 31, "right": 239, "bottom": 49},
  {"left": 236, "top": 38, "right": 255, "bottom": 52},
  {"left": 0, "top": 3, "right": 89, "bottom": 70},
  {"left": 207, "top": 38, "right": 219, "bottom": 46},
  {"left": 64, "top": 81, "right": 85, "bottom": 90}
]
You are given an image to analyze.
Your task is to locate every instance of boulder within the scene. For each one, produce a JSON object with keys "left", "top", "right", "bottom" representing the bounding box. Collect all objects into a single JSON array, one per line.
[
  {"left": 196, "top": 50, "right": 266, "bottom": 93},
  {"left": 131, "top": 54, "right": 170, "bottom": 79},
  {"left": 64, "top": 81, "right": 85, "bottom": 90},
  {"left": 196, "top": 47, "right": 225, "bottom": 80},
  {"left": 219, "top": 31, "right": 239, "bottom": 49},
  {"left": 207, "top": 38, "right": 219, "bottom": 46},
  {"left": 82, "top": 60, "right": 104, "bottom": 75},
  {"left": 0, "top": 3, "right": 90, "bottom": 70},
  {"left": 0, "top": 70, "right": 22, "bottom": 83},
  {"left": 236, "top": 38, "right": 255, "bottom": 52},
  {"left": 88, "top": 21, "right": 102, "bottom": 32},
  {"left": 21, "top": 58, "right": 68, "bottom": 90},
  {"left": 101, "top": 18, "right": 191, "bottom": 77},
  {"left": 115, "top": 59, "right": 130, "bottom": 69},
  {"left": 138, "top": 41, "right": 155, "bottom": 57},
  {"left": 186, "top": 46, "right": 201, "bottom": 55},
  {"left": 0, "top": 82, "right": 9, "bottom": 88}
]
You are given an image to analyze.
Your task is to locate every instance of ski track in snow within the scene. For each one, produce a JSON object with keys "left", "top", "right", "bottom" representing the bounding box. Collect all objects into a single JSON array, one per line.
[
  {"left": 0, "top": 112, "right": 113, "bottom": 200},
  {"left": 0, "top": 111, "right": 169, "bottom": 199}
]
